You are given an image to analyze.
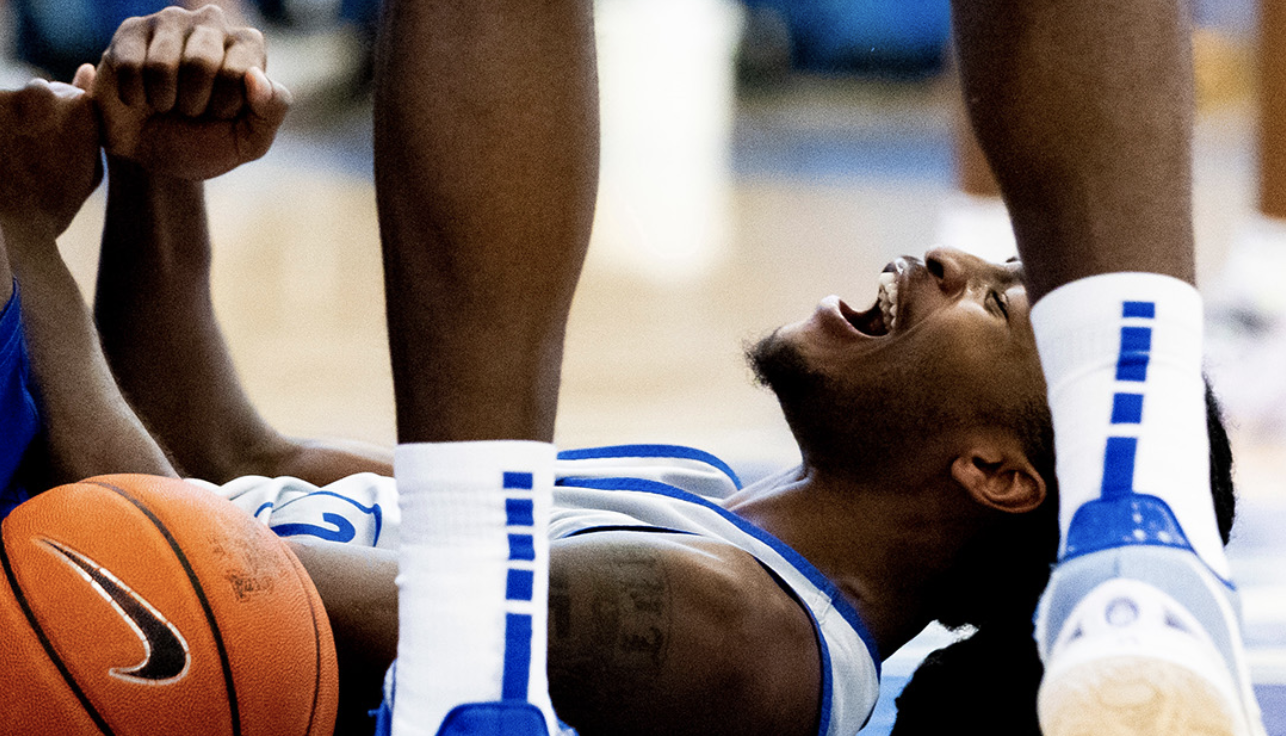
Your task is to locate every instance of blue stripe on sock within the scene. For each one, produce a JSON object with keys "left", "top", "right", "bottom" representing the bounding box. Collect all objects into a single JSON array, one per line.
[
  {"left": 506, "top": 498, "right": 535, "bottom": 527},
  {"left": 1111, "top": 393, "right": 1144, "bottom": 424},
  {"left": 1101, "top": 436, "right": 1138, "bottom": 500},
  {"left": 1122, "top": 301, "right": 1156, "bottom": 319},
  {"left": 503, "top": 472, "right": 533, "bottom": 490},
  {"left": 1120, "top": 325, "right": 1152, "bottom": 353},
  {"left": 506, "top": 569, "right": 534, "bottom": 601},
  {"left": 502, "top": 613, "right": 532, "bottom": 700},
  {"left": 1116, "top": 352, "right": 1150, "bottom": 382},
  {"left": 508, "top": 534, "right": 536, "bottom": 561}
]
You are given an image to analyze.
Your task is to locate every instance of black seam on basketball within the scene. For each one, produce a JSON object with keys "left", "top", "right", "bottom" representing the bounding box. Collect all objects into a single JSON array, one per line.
[
  {"left": 88, "top": 480, "right": 242, "bottom": 736},
  {"left": 1, "top": 535, "right": 115, "bottom": 735},
  {"left": 286, "top": 554, "right": 324, "bottom": 736}
]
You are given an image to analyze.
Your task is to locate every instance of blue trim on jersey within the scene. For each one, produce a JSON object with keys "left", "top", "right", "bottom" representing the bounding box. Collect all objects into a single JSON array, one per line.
[
  {"left": 556, "top": 475, "right": 882, "bottom": 680},
  {"left": 557, "top": 445, "right": 743, "bottom": 490},
  {"left": 808, "top": 603, "right": 835, "bottom": 736},
  {"left": 372, "top": 661, "right": 395, "bottom": 735},
  {"left": 264, "top": 490, "right": 384, "bottom": 547}
]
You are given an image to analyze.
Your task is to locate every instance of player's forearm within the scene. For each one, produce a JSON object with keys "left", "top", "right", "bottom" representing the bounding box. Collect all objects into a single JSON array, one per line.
[
  {"left": 373, "top": 0, "right": 599, "bottom": 443},
  {"left": 1, "top": 221, "right": 174, "bottom": 485},
  {"left": 95, "top": 157, "right": 289, "bottom": 482},
  {"left": 286, "top": 539, "right": 398, "bottom": 733}
]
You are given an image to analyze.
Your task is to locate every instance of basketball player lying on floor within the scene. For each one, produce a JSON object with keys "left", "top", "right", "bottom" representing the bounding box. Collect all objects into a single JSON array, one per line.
[{"left": 0, "top": 7, "right": 1242, "bottom": 736}]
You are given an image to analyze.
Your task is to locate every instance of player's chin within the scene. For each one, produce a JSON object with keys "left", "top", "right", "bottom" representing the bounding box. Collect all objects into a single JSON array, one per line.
[{"left": 747, "top": 329, "right": 817, "bottom": 394}]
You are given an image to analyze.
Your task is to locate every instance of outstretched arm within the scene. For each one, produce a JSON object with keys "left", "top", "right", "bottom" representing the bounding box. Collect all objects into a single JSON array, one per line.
[
  {"left": 374, "top": 0, "right": 599, "bottom": 443},
  {"left": 95, "top": 159, "right": 393, "bottom": 484},
  {"left": 0, "top": 78, "right": 174, "bottom": 487},
  {"left": 89, "top": 6, "right": 391, "bottom": 484}
]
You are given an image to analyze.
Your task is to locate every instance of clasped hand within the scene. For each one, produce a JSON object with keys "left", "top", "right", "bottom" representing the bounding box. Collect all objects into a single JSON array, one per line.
[
  {"left": 0, "top": 4, "right": 292, "bottom": 240},
  {"left": 89, "top": 4, "right": 292, "bottom": 181}
]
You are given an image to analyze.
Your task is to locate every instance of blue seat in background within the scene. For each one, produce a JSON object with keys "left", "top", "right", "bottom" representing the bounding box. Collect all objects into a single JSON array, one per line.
[
  {"left": 742, "top": 0, "right": 952, "bottom": 76},
  {"left": 12, "top": 0, "right": 173, "bottom": 80}
]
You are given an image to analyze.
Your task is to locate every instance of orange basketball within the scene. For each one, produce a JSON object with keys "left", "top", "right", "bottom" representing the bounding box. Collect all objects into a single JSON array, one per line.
[{"left": 0, "top": 474, "right": 338, "bottom": 735}]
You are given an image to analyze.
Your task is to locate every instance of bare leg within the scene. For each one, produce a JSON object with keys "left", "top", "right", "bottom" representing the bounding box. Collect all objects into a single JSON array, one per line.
[
  {"left": 1260, "top": 1, "right": 1286, "bottom": 220},
  {"left": 952, "top": 0, "right": 1195, "bottom": 299},
  {"left": 374, "top": 2, "right": 597, "bottom": 733},
  {"left": 374, "top": 0, "right": 599, "bottom": 444},
  {"left": 936, "top": 92, "right": 1017, "bottom": 262},
  {"left": 952, "top": 4, "right": 1263, "bottom": 734},
  {"left": 954, "top": 101, "right": 1000, "bottom": 199}
]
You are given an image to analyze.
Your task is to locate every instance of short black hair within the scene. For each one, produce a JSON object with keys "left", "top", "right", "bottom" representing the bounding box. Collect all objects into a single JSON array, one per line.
[{"left": 891, "top": 380, "right": 1237, "bottom": 736}]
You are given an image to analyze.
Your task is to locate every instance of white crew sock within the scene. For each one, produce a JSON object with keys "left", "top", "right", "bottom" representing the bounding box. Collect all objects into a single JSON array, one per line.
[
  {"left": 391, "top": 441, "right": 559, "bottom": 736},
  {"left": 1031, "top": 273, "right": 1230, "bottom": 580}
]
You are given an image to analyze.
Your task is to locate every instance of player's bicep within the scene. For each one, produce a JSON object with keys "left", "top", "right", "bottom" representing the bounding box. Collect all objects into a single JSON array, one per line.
[{"left": 547, "top": 532, "right": 820, "bottom": 736}]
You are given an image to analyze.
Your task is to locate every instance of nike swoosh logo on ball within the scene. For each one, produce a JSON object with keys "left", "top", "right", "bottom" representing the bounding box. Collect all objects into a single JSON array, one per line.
[{"left": 41, "top": 538, "right": 191, "bottom": 683}]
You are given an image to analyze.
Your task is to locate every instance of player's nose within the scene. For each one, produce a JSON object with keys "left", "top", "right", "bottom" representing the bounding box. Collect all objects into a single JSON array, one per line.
[
  {"left": 924, "top": 246, "right": 972, "bottom": 296},
  {"left": 925, "top": 246, "right": 1014, "bottom": 296}
]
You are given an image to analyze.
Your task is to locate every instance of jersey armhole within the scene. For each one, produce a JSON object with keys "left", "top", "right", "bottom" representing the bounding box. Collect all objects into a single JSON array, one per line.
[{"left": 754, "top": 560, "right": 831, "bottom": 736}]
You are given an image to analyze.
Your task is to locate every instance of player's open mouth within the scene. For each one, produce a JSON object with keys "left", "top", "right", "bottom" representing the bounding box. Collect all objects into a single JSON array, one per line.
[{"left": 839, "top": 262, "right": 902, "bottom": 337}]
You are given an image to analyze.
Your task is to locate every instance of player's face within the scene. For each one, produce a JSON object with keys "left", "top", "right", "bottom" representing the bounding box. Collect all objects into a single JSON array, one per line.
[{"left": 749, "top": 247, "right": 1045, "bottom": 480}]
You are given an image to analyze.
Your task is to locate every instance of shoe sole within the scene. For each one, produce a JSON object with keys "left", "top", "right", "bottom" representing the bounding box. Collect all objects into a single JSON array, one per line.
[
  {"left": 1040, "top": 653, "right": 1238, "bottom": 736},
  {"left": 1036, "top": 549, "right": 1266, "bottom": 736}
]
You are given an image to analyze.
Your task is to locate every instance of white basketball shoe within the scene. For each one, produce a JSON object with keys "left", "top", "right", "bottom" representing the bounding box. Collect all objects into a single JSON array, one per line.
[{"left": 1034, "top": 499, "right": 1265, "bottom": 736}]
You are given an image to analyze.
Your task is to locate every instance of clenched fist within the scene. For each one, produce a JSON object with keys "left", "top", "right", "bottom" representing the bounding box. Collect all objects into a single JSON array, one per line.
[{"left": 86, "top": 4, "right": 292, "bottom": 181}]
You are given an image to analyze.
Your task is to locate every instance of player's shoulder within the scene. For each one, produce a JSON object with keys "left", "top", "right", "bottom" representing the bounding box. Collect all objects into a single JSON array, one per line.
[{"left": 550, "top": 530, "right": 821, "bottom": 736}]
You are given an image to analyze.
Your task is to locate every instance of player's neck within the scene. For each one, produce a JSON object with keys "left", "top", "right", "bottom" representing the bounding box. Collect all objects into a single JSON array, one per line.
[{"left": 724, "top": 465, "right": 973, "bottom": 658}]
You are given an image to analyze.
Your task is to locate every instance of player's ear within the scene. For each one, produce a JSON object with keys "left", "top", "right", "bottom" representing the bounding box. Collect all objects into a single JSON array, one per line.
[{"left": 950, "top": 434, "right": 1046, "bottom": 514}]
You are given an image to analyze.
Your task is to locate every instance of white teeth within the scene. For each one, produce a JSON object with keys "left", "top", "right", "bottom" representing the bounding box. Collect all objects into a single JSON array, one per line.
[{"left": 877, "top": 272, "right": 899, "bottom": 331}]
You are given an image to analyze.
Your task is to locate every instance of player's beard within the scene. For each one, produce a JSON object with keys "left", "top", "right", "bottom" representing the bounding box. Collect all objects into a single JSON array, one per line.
[{"left": 745, "top": 329, "right": 969, "bottom": 484}]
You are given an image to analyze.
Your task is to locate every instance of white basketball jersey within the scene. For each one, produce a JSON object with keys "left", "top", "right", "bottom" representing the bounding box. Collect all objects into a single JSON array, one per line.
[{"left": 192, "top": 444, "right": 881, "bottom": 735}]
